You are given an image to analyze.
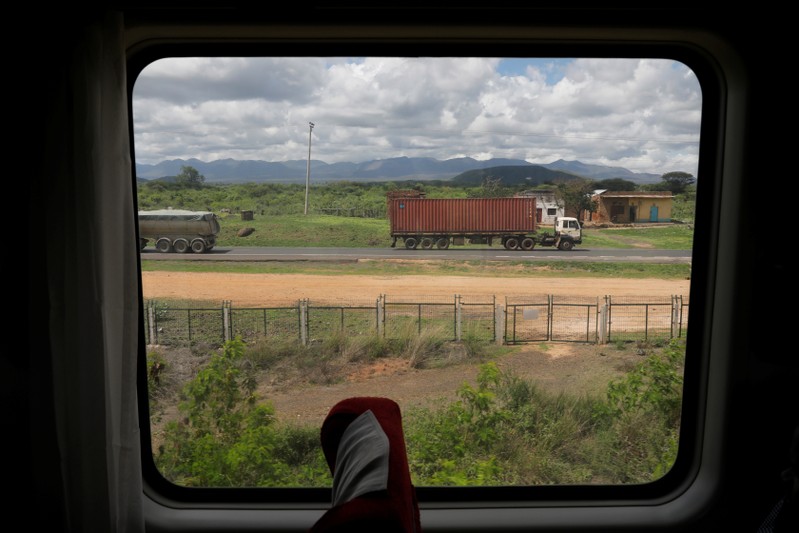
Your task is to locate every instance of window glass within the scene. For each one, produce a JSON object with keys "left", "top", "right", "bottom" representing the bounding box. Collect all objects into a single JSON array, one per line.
[{"left": 134, "top": 56, "right": 700, "bottom": 489}]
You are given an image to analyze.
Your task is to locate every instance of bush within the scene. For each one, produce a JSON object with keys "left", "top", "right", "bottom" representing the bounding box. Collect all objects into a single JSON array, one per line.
[{"left": 154, "top": 338, "right": 329, "bottom": 487}]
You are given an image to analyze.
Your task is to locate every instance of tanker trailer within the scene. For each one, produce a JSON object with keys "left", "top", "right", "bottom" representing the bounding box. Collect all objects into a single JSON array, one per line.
[{"left": 138, "top": 209, "right": 220, "bottom": 253}]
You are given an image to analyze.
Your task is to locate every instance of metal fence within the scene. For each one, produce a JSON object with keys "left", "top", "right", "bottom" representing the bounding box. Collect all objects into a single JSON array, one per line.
[
  {"left": 144, "top": 294, "right": 688, "bottom": 348},
  {"left": 503, "top": 294, "right": 688, "bottom": 345}
]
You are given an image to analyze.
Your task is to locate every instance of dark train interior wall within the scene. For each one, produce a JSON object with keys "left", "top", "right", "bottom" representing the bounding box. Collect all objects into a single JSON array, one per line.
[{"left": 20, "top": 5, "right": 796, "bottom": 532}]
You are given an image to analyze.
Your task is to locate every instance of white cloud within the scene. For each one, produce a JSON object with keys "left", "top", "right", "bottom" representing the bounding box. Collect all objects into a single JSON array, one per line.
[{"left": 133, "top": 56, "right": 701, "bottom": 176}]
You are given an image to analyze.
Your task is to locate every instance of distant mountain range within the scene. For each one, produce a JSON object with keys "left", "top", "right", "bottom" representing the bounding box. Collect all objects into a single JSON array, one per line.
[{"left": 135, "top": 157, "right": 664, "bottom": 185}]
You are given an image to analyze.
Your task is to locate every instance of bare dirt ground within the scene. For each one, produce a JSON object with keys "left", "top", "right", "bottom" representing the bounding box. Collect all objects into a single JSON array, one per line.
[
  {"left": 141, "top": 269, "right": 690, "bottom": 306},
  {"left": 143, "top": 269, "right": 690, "bottom": 430}
]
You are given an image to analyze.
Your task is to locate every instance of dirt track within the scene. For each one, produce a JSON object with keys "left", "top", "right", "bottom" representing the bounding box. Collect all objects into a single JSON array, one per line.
[{"left": 141, "top": 271, "right": 691, "bottom": 306}]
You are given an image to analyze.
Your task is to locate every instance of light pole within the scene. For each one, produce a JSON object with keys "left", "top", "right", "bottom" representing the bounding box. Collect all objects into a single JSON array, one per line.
[{"left": 304, "top": 122, "right": 314, "bottom": 215}]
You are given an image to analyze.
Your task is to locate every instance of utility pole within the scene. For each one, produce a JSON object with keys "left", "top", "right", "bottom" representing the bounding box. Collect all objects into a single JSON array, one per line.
[{"left": 304, "top": 121, "right": 314, "bottom": 215}]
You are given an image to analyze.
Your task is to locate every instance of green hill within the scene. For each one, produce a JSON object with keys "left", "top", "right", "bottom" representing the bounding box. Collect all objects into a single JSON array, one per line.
[{"left": 451, "top": 165, "right": 582, "bottom": 186}]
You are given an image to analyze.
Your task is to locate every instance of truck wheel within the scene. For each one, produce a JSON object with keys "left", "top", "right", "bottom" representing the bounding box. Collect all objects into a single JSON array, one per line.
[
  {"left": 558, "top": 240, "right": 574, "bottom": 251},
  {"left": 139, "top": 239, "right": 147, "bottom": 251},
  {"left": 155, "top": 238, "right": 172, "bottom": 253},
  {"left": 436, "top": 237, "right": 449, "bottom": 249},
  {"left": 191, "top": 239, "right": 207, "bottom": 253},
  {"left": 504, "top": 237, "right": 519, "bottom": 250},
  {"left": 521, "top": 237, "right": 535, "bottom": 251},
  {"left": 404, "top": 237, "right": 418, "bottom": 250},
  {"left": 420, "top": 237, "right": 433, "bottom": 249},
  {"left": 173, "top": 239, "right": 189, "bottom": 253}
]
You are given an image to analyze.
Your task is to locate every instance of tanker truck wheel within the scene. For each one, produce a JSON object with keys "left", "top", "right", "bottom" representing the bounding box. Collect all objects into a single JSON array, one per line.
[
  {"left": 404, "top": 237, "right": 418, "bottom": 250},
  {"left": 191, "top": 239, "right": 207, "bottom": 253},
  {"left": 504, "top": 237, "right": 519, "bottom": 250},
  {"left": 420, "top": 237, "right": 433, "bottom": 249},
  {"left": 155, "top": 238, "right": 172, "bottom": 253},
  {"left": 521, "top": 237, "right": 535, "bottom": 251},
  {"left": 173, "top": 239, "right": 189, "bottom": 253},
  {"left": 436, "top": 237, "right": 450, "bottom": 249}
]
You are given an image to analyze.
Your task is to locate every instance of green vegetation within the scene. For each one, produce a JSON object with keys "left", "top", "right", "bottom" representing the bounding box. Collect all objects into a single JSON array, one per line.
[
  {"left": 175, "top": 165, "right": 206, "bottom": 187},
  {"left": 152, "top": 328, "right": 503, "bottom": 487},
  {"left": 154, "top": 338, "right": 330, "bottom": 487},
  {"left": 405, "top": 339, "right": 684, "bottom": 486},
  {"left": 146, "top": 351, "right": 167, "bottom": 400},
  {"left": 152, "top": 336, "right": 685, "bottom": 487},
  {"left": 671, "top": 188, "right": 697, "bottom": 224},
  {"left": 137, "top": 177, "right": 696, "bottom": 250},
  {"left": 580, "top": 224, "right": 694, "bottom": 249},
  {"left": 141, "top": 259, "right": 692, "bottom": 280},
  {"left": 218, "top": 213, "right": 389, "bottom": 248}
]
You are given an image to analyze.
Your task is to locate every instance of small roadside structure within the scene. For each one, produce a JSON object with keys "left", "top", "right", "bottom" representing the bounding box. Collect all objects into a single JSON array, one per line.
[
  {"left": 516, "top": 189, "right": 563, "bottom": 224},
  {"left": 585, "top": 190, "right": 674, "bottom": 224}
]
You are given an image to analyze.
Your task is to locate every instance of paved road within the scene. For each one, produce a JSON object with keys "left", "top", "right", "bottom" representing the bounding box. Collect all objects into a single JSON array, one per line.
[{"left": 140, "top": 246, "right": 692, "bottom": 264}]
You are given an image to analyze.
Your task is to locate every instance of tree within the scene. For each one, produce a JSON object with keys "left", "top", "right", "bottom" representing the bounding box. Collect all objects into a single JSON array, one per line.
[
  {"left": 176, "top": 165, "right": 205, "bottom": 187},
  {"left": 555, "top": 178, "right": 596, "bottom": 220},
  {"left": 596, "top": 178, "right": 638, "bottom": 191},
  {"left": 659, "top": 172, "right": 695, "bottom": 194},
  {"left": 468, "top": 176, "right": 509, "bottom": 198}
]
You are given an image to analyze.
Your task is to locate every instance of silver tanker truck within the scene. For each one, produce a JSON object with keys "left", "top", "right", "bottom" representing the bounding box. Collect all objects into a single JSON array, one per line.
[{"left": 138, "top": 209, "right": 220, "bottom": 253}]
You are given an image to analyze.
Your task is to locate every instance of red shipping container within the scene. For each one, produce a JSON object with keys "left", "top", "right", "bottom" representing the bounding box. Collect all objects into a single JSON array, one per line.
[{"left": 388, "top": 197, "right": 537, "bottom": 236}]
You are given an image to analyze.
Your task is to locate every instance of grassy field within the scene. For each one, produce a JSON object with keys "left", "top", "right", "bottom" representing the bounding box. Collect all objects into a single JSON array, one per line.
[
  {"left": 210, "top": 212, "right": 695, "bottom": 249},
  {"left": 140, "top": 258, "right": 692, "bottom": 279}
]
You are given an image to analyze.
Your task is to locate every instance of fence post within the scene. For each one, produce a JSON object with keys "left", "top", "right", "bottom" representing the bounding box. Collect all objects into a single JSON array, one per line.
[
  {"left": 148, "top": 302, "right": 156, "bottom": 346},
  {"left": 671, "top": 295, "right": 679, "bottom": 339},
  {"left": 598, "top": 296, "right": 609, "bottom": 344},
  {"left": 495, "top": 302, "right": 505, "bottom": 345},
  {"left": 492, "top": 295, "right": 497, "bottom": 343},
  {"left": 455, "top": 294, "right": 462, "bottom": 341},
  {"left": 300, "top": 299, "right": 308, "bottom": 346},
  {"left": 187, "top": 308, "right": 192, "bottom": 344},
  {"left": 377, "top": 294, "right": 384, "bottom": 337},
  {"left": 512, "top": 301, "right": 518, "bottom": 344},
  {"left": 223, "top": 300, "right": 231, "bottom": 342}
]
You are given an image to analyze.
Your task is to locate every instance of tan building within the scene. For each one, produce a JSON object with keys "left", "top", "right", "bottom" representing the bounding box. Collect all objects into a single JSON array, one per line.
[{"left": 586, "top": 190, "right": 674, "bottom": 224}]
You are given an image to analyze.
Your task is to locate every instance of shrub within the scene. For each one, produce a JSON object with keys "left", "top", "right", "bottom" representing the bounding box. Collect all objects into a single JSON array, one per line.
[{"left": 154, "top": 338, "right": 329, "bottom": 487}]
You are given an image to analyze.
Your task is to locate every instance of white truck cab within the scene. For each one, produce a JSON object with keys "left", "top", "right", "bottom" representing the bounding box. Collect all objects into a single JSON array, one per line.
[
  {"left": 540, "top": 216, "right": 582, "bottom": 251},
  {"left": 556, "top": 217, "right": 582, "bottom": 240}
]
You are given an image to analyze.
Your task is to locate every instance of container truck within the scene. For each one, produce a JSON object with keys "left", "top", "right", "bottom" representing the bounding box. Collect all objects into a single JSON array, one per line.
[
  {"left": 138, "top": 209, "right": 220, "bottom": 253},
  {"left": 387, "top": 196, "right": 582, "bottom": 251}
]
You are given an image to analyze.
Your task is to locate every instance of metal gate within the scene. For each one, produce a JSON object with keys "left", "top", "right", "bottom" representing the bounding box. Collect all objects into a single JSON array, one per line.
[
  {"left": 505, "top": 295, "right": 598, "bottom": 344},
  {"left": 550, "top": 296, "right": 599, "bottom": 343},
  {"left": 504, "top": 295, "right": 550, "bottom": 344}
]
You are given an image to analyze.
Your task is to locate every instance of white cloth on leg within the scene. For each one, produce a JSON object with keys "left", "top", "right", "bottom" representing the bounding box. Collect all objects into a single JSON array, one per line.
[{"left": 331, "top": 409, "right": 390, "bottom": 507}]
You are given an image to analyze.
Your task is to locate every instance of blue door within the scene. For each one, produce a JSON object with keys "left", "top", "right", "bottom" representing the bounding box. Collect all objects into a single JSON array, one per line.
[{"left": 650, "top": 205, "right": 658, "bottom": 222}]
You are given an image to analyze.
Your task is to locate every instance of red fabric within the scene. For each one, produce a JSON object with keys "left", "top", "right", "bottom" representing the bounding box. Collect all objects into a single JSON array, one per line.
[{"left": 310, "top": 397, "right": 421, "bottom": 533}]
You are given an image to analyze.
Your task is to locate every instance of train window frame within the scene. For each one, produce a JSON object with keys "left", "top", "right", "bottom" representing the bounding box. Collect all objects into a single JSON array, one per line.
[{"left": 129, "top": 21, "right": 737, "bottom": 531}]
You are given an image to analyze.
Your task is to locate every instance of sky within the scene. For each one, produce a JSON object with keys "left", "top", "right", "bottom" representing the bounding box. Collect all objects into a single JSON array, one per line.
[{"left": 132, "top": 56, "right": 702, "bottom": 176}]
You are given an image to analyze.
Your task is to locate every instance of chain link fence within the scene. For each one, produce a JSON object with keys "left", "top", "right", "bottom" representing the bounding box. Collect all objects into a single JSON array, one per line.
[{"left": 144, "top": 293, "right": 688, "bottom": 348}]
